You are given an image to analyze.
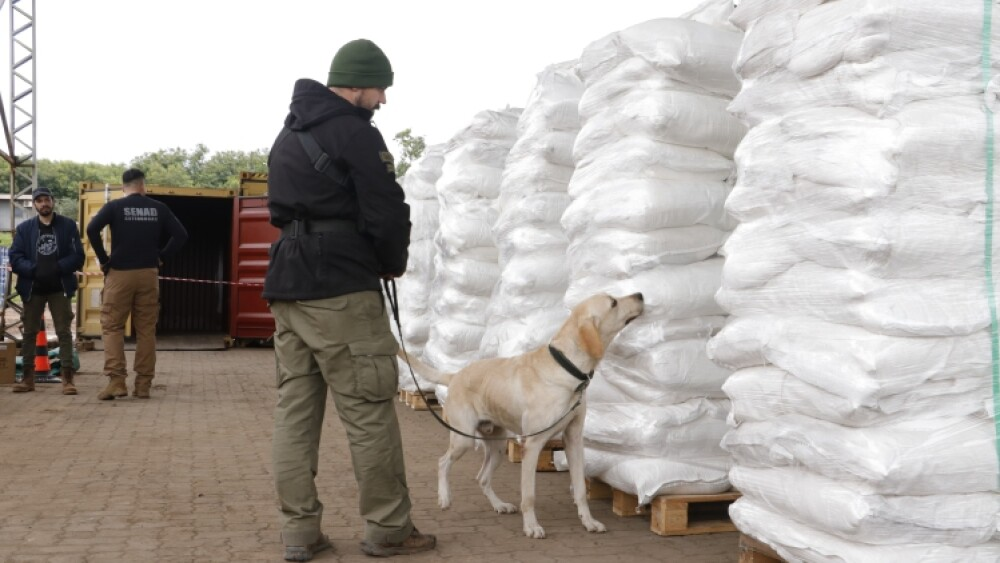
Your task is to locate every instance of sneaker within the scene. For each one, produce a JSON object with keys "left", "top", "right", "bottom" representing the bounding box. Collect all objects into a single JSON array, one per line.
[
  {"left": 360, "top": 528, "right": 436, "bottom": 557},
  {"left": 284, "top": 533, "right": 332, "bottom": 562}
]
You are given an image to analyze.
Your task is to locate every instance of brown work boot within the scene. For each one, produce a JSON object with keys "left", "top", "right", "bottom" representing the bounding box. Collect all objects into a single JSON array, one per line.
[
  {"left": 283, "top": 533, "right": 332, "bottom": 562},
  {"left": 360, "top": 529, "right": 436, "bottom": 557},
  {"left": 97, "top": 375, "right": 128, "bottom": 400},
  {"left": 133, "top": 375, "right": 153, "bottom": 399},
  {"left": 61, "top": 368, "right": 78, "bottom": 395},
  {"left": 12, "top": 368, "right": 34, "bottom": 393}
]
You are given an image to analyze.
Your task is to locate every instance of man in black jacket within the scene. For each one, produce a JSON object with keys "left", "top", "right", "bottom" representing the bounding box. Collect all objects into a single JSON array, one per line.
[
  {"left": 86, "top": 168, "right": 188, "bottom": 400},
  {"left": 265, "top": 39, "right": 434, "bottom": 561},
  {"left": 9, "top": 187, "right": 85, "bottom": 394}
]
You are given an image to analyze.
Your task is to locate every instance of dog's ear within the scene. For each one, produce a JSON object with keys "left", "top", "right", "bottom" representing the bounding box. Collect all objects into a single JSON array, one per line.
[{"left": 579, "top": 319, "right": 604, "bottom": 359}]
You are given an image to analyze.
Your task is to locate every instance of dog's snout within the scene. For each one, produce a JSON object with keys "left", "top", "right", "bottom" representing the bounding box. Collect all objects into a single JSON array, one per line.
[{"left": 634, "top": 292, "right": 644, "bottom": 302}]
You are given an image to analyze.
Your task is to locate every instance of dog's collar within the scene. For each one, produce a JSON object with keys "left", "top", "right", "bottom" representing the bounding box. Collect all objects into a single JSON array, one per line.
[{"left": 548, "top": 345, "right": 593, "bottom": 392}]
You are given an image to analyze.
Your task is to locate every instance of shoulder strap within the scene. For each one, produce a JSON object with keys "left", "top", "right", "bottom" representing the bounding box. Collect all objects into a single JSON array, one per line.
[{"left": 294, "top": 129, "right": 349, "bottom": 188}]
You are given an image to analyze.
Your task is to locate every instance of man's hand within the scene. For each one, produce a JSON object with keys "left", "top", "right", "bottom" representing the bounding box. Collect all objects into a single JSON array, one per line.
[{"left": 100, "top": 262, "right": 110, "bottom": 275}]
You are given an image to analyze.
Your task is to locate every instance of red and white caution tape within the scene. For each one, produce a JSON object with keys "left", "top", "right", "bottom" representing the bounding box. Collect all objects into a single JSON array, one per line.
[{"left": 80, "top": 271, "right": 264, "bottom": 287}]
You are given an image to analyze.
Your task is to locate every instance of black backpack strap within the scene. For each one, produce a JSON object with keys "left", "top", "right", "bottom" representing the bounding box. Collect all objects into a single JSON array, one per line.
[{"left": 294, "top": 129, "right": 349, "bottom": 188}]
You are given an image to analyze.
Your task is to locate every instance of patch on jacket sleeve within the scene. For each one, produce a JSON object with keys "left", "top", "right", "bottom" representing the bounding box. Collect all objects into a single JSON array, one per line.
[{"left": 379, "top": 151, "right": 395, "bottom": 173}]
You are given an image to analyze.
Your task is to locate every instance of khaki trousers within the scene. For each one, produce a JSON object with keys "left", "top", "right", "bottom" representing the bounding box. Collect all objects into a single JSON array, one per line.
[
  {"left": 271, "top": 291, "right": 413, "bottom": 546},
  {"left": 100, "top": 268, "right": 159, "bottom": 377},
  {"left": 21, "top": 290, "right": 75, "bottom": 370}
]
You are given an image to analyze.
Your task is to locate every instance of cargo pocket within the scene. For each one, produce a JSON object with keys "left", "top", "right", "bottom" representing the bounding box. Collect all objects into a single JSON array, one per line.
[{"left": 347, "top": 338, "right": 399, "bottom": 402}]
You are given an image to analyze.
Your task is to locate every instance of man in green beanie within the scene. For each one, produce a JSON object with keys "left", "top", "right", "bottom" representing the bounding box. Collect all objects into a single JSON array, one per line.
[{"left": 265, "top": 38, "right": 436, "bottom": 560}]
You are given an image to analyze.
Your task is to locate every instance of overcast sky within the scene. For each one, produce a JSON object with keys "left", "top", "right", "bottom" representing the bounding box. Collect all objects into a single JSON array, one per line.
[{"left": 28, "top": 0, "right": 707, "bottom": 164}]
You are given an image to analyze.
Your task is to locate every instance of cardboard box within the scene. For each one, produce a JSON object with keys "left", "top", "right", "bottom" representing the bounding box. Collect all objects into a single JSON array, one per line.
[{"left": 0, "top": 340, "right": 17, "bottom": 384}]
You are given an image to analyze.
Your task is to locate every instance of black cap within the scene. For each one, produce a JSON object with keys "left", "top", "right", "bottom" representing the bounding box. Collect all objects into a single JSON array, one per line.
[{"left": 32, "top": 187, "right": 52, "bottom": 200}]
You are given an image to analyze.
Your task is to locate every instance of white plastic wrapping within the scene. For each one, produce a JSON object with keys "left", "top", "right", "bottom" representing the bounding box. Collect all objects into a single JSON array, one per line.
[
  {"left": 730, "top": 0, "right": 1000, "bottom": 125},
  {"left": 730, "top": 465, "right": 1000, "bottom": 546},
  {"left": 395, "top": 145, "right": 446, "bottom": 391},
  {"left": 711, "top": 0, "right": 1000, "bottom": 556},
  {"left": 568, "top": 12, "right": 744, "bottom": 502},
  {"left": 732, "top": 499, "right": 1000, "bottom": 563},
  {"left": 579, "top": 17, "right": 743, "bottom": 96},
  {"left": 422, "top": 109, "right": 521, "bottom": 375},
  {"left": 681, "top": 0, "right": 740, "bottom": 31},
  {"left": 480, "top": 62, "right": 584, "bottom": 359},
  {"left": 723, "top": 414, "right": 1000, "bottom": 496},
  {"left": 584, "top": 399, "right": 731, "bottom": 458},
  {"left": 585, "top": 451, "right": 732, "bottom": 504},
  {"left": 710, "top": 316, "right": 992, "bottom": 411}
]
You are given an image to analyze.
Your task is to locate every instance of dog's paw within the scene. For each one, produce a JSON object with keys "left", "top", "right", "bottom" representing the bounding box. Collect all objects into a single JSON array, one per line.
[
  {"left": 438, "top": 494, "right": 451, "bottom": 510},
  {"left": 582, "top": 517, "right": 607, "bottom": 533},
  {"left": 492, "top": 502, "right": 517, "bottom": 514},
  {"left": 523, "top": 523, "right": 546, "bottom": 539}
]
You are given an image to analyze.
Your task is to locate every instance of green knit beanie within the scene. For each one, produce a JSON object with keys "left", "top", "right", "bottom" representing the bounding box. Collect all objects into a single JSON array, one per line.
[{"left": 327, "top": 39, "right": 394, "bottom": 88}]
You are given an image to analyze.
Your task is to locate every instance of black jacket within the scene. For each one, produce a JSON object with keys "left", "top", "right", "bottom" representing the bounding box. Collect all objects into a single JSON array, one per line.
[
  {"left": 263, "top": 79, "right": 410, "bottom": 301},
  {"left": 10, "top": 213, "right": 85, "bottom": 299},
  {"left": 85, "top": 193, "right": 188, "bottom": 270}
]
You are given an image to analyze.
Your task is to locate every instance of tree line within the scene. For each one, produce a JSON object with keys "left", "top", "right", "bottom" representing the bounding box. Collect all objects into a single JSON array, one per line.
[{"left": 5, "top": 129, "right": 426, "bottom": 221}]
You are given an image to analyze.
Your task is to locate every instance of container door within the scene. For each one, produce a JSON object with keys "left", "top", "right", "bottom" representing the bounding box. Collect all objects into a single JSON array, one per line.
[
  {"left": 77, "top": 185, "right": 123, "bottom": 338},
  {"left": 229, "top": 196, "right": 278, "bottom": 341},
  {"left": 77, "top": 183, "right": 238, "bottom": 340}
]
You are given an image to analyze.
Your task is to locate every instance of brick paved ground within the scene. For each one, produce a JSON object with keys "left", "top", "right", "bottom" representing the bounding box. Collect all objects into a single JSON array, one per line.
[{"left": 0, "top": 348, "right": 738, "bottom": 562}]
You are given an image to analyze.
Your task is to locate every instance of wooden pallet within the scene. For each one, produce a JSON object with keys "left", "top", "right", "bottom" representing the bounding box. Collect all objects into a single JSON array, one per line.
[
  {"left": 506, "top": 439, "right": 565, "bottom": 472},
  {"left": 397, "top": 389, "right": 439, "bottom": 411},
  {"left": 739, "top": 534, "right": 785, "bottom": 563},
  {"left": 587, "top": 479, "right": 740, "bottom": 535},
  {"left": 586, "top": 478, "right": 649, "bottom": 516},
  {"left": 650, "top": 491, "right": 740, "bottom": 536}
]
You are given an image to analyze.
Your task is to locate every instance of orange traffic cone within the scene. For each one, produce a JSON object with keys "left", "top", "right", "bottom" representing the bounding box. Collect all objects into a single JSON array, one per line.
[{"left": 34, "top": 328, "right": 52, "bottom": 381}]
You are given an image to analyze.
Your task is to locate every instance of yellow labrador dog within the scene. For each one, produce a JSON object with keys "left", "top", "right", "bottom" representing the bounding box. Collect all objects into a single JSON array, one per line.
[{"left": 397, "top": 292, "right": 644, "bottom": 538}]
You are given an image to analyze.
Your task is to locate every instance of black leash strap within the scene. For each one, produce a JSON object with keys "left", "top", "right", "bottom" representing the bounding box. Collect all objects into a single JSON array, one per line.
[{"left": 382, "top": 278, "right": 583, "bottom": 442}]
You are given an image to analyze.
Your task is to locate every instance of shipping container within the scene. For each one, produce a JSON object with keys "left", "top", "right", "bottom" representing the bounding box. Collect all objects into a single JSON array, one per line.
[
  {"left": 77, "top": 174, "right": 278, "bottom": 346},
  {"left": 229, "top": 173, "right": 277, "bottom": 342}
]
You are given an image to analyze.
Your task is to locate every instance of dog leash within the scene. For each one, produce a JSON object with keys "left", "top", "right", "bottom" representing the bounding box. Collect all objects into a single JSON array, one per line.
[{"left": 382, "top": 278, "right": 584, "bottom": 442}]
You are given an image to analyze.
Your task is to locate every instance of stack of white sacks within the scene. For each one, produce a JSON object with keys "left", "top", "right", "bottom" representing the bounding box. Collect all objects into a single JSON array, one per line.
[
  {"left": 422, "top": 108, "right": 521, "bottom": 401},
  {"left": 563, "top": 4, "right": 747, "bottom": 503},
  {"left": 708, "top": 0, "right": 1000, "bottom": 560},
  {"left": 479, "top": 62, "right": 584, "bottom": 358},
  {"left": 395, "top": 144, "right": 445, "bottom": 393}
]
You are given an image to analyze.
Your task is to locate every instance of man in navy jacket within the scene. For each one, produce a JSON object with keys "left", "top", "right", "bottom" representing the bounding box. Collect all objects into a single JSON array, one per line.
[{"left": 9, "top": 186, "right": 85, "bottom": 394}]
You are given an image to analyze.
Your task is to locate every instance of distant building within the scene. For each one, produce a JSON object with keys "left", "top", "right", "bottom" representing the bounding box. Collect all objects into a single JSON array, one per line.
[{"left": 0, "top": 193, "right": 35, "bottom": 231}]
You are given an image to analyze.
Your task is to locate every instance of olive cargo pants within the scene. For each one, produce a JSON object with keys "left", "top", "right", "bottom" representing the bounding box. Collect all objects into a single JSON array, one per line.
[{"left": 271, "top": 291, "right": 414, "bottom": 546}]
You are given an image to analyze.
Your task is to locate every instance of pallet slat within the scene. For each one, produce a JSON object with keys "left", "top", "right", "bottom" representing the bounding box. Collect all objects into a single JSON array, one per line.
[
  {"left": 650, "top": 491, "right": 740, "bottom": 536},
  {"left": 397, "top": 390, "right": 439, "bottom": 411},
  {"left": 586, "top": 478, "right": 612, "bottom": 500},
  {"left": 588, "top": 479, "right": 741, "bottom": 535},
  {"left": 506, "top": 439, "right": 564, "bottom": 472},
  {"left": 586, "top": 479, "right": 648, "bottom": 516}
]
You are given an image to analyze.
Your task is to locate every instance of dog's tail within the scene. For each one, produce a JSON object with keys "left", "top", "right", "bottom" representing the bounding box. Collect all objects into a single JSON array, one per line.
[{"left": 396, "top": 347, "right": 453, "bottom": 386}]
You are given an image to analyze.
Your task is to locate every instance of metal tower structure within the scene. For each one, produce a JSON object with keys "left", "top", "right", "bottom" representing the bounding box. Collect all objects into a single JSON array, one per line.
[
  {"left": 0, "top": 0, "right": 34, "bottom": 339},
  {"left": 3, "top": 0, "right": 36, "bottom": 216}
]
